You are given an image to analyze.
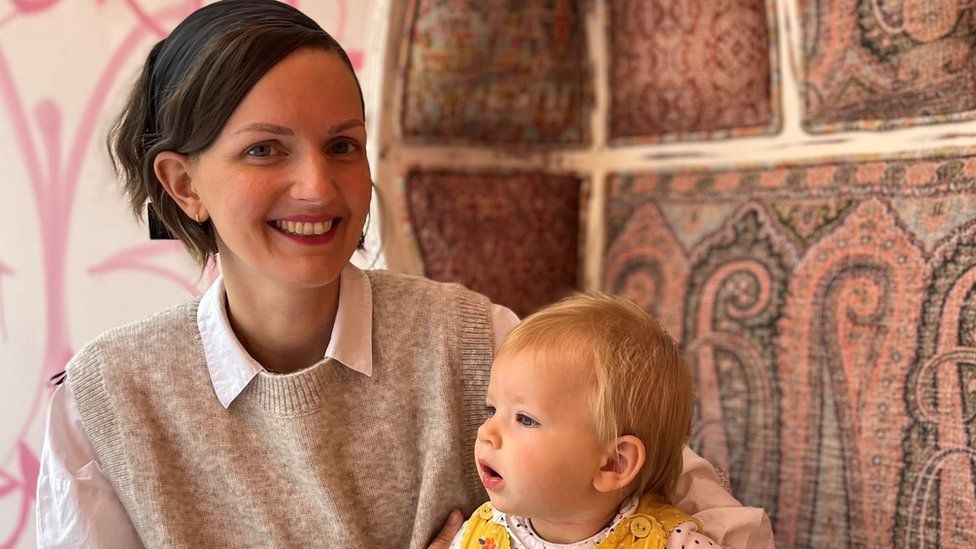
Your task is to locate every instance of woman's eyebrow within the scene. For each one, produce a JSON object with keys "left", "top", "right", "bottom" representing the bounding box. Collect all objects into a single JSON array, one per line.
[
  {"left": 233, "top": 122, "right": 293, "bottom": 136},
  {"left": 328, "top": 118, "right": 365, "bottom": 134},
  {"left": 232, "top": 120, "right": 364, "bottom": 136}
]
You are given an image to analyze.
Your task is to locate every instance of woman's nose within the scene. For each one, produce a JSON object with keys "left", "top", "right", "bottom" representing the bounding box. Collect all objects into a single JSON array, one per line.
[{"left": 291, "top": 154, "right": 339, "bottom": 203}]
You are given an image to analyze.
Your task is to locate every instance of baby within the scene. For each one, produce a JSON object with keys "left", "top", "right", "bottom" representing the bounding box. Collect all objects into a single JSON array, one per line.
[{"left": 451, "top": 293, "right": 717, "bottom": 548}]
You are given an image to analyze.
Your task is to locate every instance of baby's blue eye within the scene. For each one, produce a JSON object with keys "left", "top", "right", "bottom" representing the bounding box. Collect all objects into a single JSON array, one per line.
[
  {"left": 485, "top": 405, "right": 496, "bottom": 417},
  {"left": 516, "top": 414, "right": 538, "bottom": 428}
]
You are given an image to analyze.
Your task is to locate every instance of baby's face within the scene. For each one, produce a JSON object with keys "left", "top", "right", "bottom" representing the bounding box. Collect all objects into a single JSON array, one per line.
[{"left": 475, "top": 348, "right": 607, "bottom": 518}]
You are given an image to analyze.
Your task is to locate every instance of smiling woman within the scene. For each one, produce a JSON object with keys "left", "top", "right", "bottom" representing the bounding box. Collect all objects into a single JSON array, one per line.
[
  {"left": 152, "top": 48, "right": 372, "bottom": 372},
  {"left": 155, "top": 49, "right": 368, "bottom": 280},
  {"left": 34, "top": 1, "right": 512, "bottom": 547}
]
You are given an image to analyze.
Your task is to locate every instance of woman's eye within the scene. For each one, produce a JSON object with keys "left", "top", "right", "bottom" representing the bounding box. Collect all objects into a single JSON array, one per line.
[
  {"left": 329, "top": 140, "right": 360, "bottom": 155},
  {"left": 516, "top": 414, "right": 538, "bottom": 428},
  {"left": 246, "top": 144, "right": 273, "bottom": 157}
]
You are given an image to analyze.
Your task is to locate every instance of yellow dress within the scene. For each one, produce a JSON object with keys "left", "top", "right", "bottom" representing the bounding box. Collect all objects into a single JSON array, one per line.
[{"left": 456, "top": 492, "right": 703, "bottom": 549}]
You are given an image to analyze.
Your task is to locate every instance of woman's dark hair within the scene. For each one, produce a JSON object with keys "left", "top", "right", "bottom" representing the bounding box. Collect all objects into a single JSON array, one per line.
[{"left": 109, "top": 0, "right": 364, "bottom": 265}]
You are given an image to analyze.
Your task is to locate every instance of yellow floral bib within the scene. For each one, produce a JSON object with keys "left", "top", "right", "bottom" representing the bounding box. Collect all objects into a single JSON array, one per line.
[{"left": 457, "top": 492, "right": 701, "bottom": 548}]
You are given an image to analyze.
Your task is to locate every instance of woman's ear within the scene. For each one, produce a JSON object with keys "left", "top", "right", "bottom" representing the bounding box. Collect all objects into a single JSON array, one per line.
[
  {"left": 154, "top": 151, "right": 207, "bottom": 221},
  {"left": 593, "top": 435, "right": 646, "bottom": 493}
]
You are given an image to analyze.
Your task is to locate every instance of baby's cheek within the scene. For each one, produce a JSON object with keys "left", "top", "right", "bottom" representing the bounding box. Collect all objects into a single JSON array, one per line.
[
  {"left": 530, "top": 446, "right": 591, "bottom": 491},
  {"left": 514, "top": 446, "right": 557, "bottom": 484}
]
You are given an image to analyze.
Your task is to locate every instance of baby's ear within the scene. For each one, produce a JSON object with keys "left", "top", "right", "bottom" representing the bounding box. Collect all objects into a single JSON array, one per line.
[{"left": 593, "top": 435, "right": 646, "bottom": 493}]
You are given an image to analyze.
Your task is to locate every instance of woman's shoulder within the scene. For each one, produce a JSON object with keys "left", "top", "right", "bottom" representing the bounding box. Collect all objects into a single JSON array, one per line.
[
  {"left": 68, "top": 300, "right": 200, "bottom": 372},
  {"left": 364, "top": 269, "right": 490, "bottom": 305}
]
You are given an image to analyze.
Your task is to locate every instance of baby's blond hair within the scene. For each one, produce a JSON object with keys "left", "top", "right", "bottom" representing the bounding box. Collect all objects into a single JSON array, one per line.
[{"left": 497, "top": 292, "right": 694, "bottom": 498}]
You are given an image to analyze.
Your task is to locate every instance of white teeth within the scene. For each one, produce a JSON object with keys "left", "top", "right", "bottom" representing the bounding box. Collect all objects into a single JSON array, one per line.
[{"left": 274, "top": 219, "right": 333, "bottom": 236}]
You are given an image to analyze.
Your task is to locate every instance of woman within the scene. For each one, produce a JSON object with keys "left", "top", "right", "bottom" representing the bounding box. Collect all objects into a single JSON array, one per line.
[{"left": 36, "top": 1, "right": 773, "bottom": 547}]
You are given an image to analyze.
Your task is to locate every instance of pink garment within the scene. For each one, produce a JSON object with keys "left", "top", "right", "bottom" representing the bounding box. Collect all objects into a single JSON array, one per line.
[{"left": 673, "top": 448, "right": 773, "bottom": 548}]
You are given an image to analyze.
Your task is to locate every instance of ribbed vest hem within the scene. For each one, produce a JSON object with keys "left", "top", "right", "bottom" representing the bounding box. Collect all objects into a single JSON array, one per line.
[
  {"left": 68, "top": 341, "right": 143, "bottom": 536},
  {"left": 456, "top": 289, "right": 493, "bottom": 498}
]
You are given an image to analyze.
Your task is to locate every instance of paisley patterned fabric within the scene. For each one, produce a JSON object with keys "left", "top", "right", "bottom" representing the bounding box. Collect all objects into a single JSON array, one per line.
[
  {"left": 405, "top": 170, "right": 581, "bottom": 317},
  {"left": 607, "top": 0, "right": 779, "bottom": 142},
  {"left": 801, "top": 0, "right": 976, "bottom": 131},
  {"left": 400, "top": 0, "right": 589, "bottom": 145},
  {"left": 602, "top": 149, "right": 976, "bottom": 548}
]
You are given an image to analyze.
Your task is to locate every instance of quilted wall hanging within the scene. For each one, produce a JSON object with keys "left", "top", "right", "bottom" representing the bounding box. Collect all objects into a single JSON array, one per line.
[
  {"left": 801, "top": 0, "right": 976, "bottom": 132},
  {"left": 381, "top": 2, "right": 976, "bottom": 545},
  {"left": 405, "top": 170, "right": 582, "bottom": 318},
  {"left": 608, "top": 0, "right": 780, "bottom": 142},
  {"left": 400, "top": 0, "right": 590, "bottom": 145}
]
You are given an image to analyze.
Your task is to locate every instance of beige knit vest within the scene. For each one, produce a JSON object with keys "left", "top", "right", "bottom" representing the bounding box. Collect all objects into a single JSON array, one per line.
[{"left": 67, "top": 270, "right": 493, "bottom": 548}]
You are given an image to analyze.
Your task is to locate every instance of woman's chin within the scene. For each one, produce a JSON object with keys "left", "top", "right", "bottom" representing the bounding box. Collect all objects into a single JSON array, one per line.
[
  {"left": 262, "top": 254, "right": 351, "bottom": 287},
  {"left": 275, "top": 271, "right": 343, "bottom": 291},
  {"left": 229, "top": 261, "right": 343, "bottom": 292}
]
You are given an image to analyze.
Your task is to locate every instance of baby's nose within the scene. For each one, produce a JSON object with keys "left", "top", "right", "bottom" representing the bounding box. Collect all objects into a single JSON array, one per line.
[{"left": 477, "top": 421, "right": 501, "bottom": 448}]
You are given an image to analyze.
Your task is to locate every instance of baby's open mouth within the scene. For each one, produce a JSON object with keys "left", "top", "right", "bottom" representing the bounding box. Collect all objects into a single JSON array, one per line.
[
  {"left": 478, "top": 459, "right": 504, "bottom": 490},
  {"left": 479, "top": 460, "right": 502, "bottom": 480}
]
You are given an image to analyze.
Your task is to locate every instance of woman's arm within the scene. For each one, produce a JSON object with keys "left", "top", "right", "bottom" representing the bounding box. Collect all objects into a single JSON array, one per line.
[
  {"left": 36, "top": 383, "right": 143, "bottom": 548},
  {"left": 672, "top": 447, "right": 774, "bottom": 548}
]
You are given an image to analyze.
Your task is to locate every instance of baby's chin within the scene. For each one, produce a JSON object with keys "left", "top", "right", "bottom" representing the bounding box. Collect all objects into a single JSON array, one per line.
[
  {"left": 485, "top": 494, "right": 517, "bottom": 515},
  {"left": 487, "top": 494, "right": 542, "bottom": 520}
]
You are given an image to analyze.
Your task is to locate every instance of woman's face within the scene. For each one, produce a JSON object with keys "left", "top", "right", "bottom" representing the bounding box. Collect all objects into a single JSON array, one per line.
[{"left": 187, "top": 48, "right": 370, "bottom": 291}]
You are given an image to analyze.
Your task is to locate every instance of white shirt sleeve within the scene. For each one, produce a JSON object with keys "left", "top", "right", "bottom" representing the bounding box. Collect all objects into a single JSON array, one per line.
[{"left": 36, "top": 383, "right": 143, "bottom": 548}]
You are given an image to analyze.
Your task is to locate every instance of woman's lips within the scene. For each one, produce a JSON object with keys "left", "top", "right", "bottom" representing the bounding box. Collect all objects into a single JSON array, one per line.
[{"left": 478, "top": 459, "right": 504, "bottom": 491}]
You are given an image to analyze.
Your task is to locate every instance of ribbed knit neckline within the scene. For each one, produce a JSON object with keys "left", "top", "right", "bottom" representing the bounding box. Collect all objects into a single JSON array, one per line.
[{"left": 241, "top": 359, "right": 339, "bottom": 417}]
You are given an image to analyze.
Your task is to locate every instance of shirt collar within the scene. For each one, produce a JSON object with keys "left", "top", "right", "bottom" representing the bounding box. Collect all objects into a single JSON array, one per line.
[{"left": 197, "top": 263, "right": 373, "bottom": 408}]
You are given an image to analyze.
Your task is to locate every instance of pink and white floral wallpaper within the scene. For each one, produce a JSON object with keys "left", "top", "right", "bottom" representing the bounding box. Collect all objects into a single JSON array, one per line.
[{"left": 0, "top": 1, "right": 375, "bottom": 546}]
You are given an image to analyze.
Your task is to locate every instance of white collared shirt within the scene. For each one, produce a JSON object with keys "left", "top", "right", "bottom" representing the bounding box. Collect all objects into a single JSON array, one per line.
[
  {"left": 199, "top": 264, "right": 379, "bottom": 409},
  {"left": 36, "top": 264, "right": 518, "bottom": 548}
]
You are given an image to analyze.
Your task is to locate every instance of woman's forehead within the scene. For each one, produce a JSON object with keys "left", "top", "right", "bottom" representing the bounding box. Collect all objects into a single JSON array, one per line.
[{"left": 225, "top": 49, "right": 363, "bottom": 128}]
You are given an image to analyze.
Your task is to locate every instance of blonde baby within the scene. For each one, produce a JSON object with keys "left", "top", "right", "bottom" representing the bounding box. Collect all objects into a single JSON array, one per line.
[{"left": 451, "top": 293, "right": 718, "bottom": 548}]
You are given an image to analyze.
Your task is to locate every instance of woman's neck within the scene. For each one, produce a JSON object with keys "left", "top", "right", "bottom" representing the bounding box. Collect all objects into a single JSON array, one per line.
[{"left": 221, "top": 270, "right": 341, "bottom": 375}]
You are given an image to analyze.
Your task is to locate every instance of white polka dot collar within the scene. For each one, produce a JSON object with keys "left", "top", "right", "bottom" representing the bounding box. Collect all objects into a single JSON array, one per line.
[{"left": 495, "top": 493, "right": 641, "bottom": 548}]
